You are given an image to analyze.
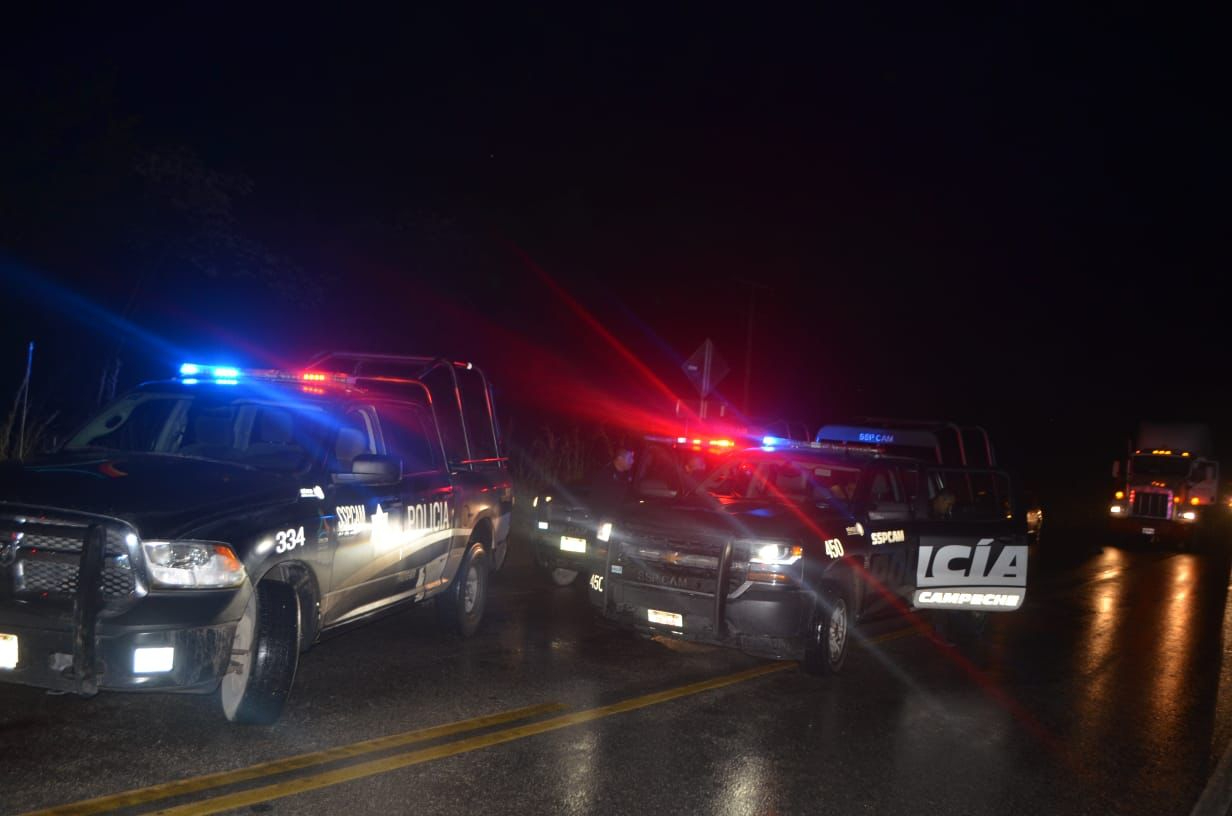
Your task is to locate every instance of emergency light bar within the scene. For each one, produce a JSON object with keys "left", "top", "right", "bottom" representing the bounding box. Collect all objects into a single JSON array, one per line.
[
  {"left": 670, "top": 436, "right": 737, "bottom": 450},
  {"left": 644, "top": 434, "right": 741, "bottom": 451},
  {"left": 179, "top": 363, "right": 242, "bottom": 379},
  {"left": 177, "top": 363, "right": 351, "bottom": 386},
  {"left": 762, "top": 435, "right": 826, "bottom": 450}
]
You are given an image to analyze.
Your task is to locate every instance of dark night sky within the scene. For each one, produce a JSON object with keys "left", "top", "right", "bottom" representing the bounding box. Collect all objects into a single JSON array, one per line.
[{"left": 1, "top": 6, "right": 1226, "bottom": 488}]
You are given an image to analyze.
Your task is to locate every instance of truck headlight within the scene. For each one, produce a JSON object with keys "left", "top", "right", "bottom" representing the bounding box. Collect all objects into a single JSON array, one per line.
[
  {"left": 1110, "top": 505, "right": 1124, "bottom": 514},
  {"left": 141, "top": 540, "right": 246, "bottom": 588},
  {"left": 597, "top": 522, "right": 613, "bottom": 542},
  {"left": 744, "top": 540, "right": 803, "bottom": 565}
]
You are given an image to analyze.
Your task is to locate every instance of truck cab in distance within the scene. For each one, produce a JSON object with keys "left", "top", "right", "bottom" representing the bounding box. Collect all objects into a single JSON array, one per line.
[{"left": 1109, "top": 421, "right": 1220, "bottom": 546}]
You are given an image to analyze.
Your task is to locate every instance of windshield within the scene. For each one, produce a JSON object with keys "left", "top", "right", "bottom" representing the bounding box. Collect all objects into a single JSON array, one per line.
[
  {"left": 698, "top": 454, "right": 862, "bottom": 504},
  {"left": 64, "top": 389, "right": 335, "bottom": 472},
  {"left": 1131, "top": 455, "right": 1193, "bottom": 478}
]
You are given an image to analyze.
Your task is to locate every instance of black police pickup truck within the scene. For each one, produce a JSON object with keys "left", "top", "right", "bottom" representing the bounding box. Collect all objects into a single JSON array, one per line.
[
  {"left": 587, "top": 441, "right": 1028, "bottom": 673},
  {"left": 532, "top": 434, "right": 733, "bottom": 589},
  {"left": 0, "top": 353, "right": 512, "bottom": 723}
]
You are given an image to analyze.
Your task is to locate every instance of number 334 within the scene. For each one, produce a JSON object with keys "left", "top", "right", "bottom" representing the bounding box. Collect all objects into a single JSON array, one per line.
[{"left": 275, "top": 527, "right": 307, "bottom": 554}]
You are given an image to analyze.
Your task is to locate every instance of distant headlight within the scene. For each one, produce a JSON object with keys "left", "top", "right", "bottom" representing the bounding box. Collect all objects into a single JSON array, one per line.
[
  {"left": 1110, "top": 505, "right": 1124, "bottom": 514},
  {"left": 141, "top": 540, "right": 246, "bottom": 588}
]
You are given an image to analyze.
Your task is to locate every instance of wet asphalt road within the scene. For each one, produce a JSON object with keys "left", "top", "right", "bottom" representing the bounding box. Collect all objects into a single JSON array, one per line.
[{"left": 2, "top": 521, "right": 1231, "bottom": 816}]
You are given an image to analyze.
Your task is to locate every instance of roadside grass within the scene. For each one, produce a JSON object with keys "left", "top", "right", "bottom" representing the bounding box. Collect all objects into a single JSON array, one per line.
[
  {"left": 504, "top": 420, "right": 613, "bottom": 497},
  {"left": 0, "top": 402, "right": 59, "bottom": 462}
]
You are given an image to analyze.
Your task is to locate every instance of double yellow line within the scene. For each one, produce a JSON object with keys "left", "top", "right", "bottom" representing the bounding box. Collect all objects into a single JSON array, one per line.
[{"left": 24, "top": 662, "right": 791, "bottom": 816}]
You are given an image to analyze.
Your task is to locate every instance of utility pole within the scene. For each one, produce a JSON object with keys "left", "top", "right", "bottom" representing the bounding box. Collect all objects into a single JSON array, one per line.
[{"left": 735, "top": 278, "right": 770, "bottom": 415}]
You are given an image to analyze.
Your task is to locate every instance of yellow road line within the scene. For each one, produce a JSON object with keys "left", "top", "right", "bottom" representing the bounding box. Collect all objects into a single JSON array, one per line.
[
  {"left": 870, "top": 627, "right": 919, "bottom": 645},
  {"left": 21, "top": 702, "right": 566, "bottom": 816},
  {"left": 154, "top": 662, "right": 792, "bottom": 816}
]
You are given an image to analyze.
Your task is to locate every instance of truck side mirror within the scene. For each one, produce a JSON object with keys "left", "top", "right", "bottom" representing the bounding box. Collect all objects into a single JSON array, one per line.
[{"left": 1111, "top": 461, "right": 1120, "bottom": 479}]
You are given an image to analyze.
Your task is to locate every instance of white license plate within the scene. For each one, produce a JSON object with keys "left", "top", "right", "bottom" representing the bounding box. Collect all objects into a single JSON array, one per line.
[
  {"left": 1142, "top": 527, "right": 1155, "bottom": 535},
  {"left": 647, "top": 609, "right": 683, "bottom": 628},
  {"left": 560, "top": 536, "right": 587, "bottom": 554},
  {"left": 0, "top": 633, "right": 17, "bottom": 670}
]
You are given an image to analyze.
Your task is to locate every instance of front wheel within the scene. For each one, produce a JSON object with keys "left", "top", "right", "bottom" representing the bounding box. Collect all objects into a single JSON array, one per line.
[
  {"left": 490, "top": 535, "right": 509, "bottom": 573},
  {"left": 801, "top": 585, "right": 851, "bottom": 675},
  {"left": 437, "top": 542, "right": 489, "bottom": 637},
  {"left": 220, "top": 581, "right": 300, "bottom": 724}
]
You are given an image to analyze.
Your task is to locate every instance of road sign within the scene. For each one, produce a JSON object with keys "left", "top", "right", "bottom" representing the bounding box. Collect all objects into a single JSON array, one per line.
[{"left": 683, "top": 339, "right": 729, "bottom": 399}]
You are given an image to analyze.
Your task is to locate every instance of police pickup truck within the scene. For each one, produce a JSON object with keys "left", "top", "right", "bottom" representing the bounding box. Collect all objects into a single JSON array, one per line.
[
  {"left": 532, "top": 433, "right": 734, "bottom": 588},
  {"left": 587, "top": 441, "right": 1028, "bottom": 673},
  {"left": 0, "top": 353, "right": 512, "bottom": 723}
]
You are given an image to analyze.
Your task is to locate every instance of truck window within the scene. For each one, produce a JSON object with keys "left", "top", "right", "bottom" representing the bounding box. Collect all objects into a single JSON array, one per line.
[
  {"left": 635, "top": 444, "right": 685, "bottom": 497},
  {"left": 866, "top": 466, "right": 900, "bottom": 503},
  {"left": 420, "top": 366, "right": 469, "bottom": 465},
  {"left": 928, "top": 468, "right": 1013, "bottom": 521},
  {"left": 240, "top": 405, "right": 326, "bottom": 471},
  {"left": 333, "top": 409, "right": 377, "bottom": 471},
  {"left": 806, "top": 464, "right": 861, "bottom": 502},
  {"left": 456, "top": 369, "right": 498, "bottom": 462},
  {"left": 67, "top": 394, "right": 182, "bottom": 453},
  {"left": 377, "top": 404, "right": 441, "bottom": 474},
  {"left": 897, "top": 465, "right": 922, "bottom": 506}
]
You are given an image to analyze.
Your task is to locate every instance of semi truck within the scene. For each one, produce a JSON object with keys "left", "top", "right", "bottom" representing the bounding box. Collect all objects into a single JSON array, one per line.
[{"left": 1108, "top": 421, "right": 1220, "bottom": 546}]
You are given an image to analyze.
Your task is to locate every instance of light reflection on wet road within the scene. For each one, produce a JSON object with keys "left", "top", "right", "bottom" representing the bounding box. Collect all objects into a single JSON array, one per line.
[{"left": 1, "top": 528, "right": 1229, "bottom": 816}]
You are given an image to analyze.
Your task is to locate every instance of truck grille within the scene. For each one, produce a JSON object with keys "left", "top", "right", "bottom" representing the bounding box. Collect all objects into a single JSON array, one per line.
[
  {"left": 1, "top": 513, "right": 139, "bottom": 602},
  {"left": 614, "top": 530, "right": 747, "bottom": 596},
  {"left": 20, "top": 557, "right": 136, "bottom": 598},
  {"left": 1132, "top": 491, "right": 1171, "bottom": 519}
]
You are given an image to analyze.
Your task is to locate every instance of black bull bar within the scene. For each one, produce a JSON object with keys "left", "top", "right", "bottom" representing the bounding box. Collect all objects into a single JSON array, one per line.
[{"left": 1, "top": 519, "right": 122, "bottom": 695}]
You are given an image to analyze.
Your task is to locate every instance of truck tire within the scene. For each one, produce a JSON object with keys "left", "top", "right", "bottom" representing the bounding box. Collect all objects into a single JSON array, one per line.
[
  {"left": 490, "top": 535, "right": 509, "bottom": 573},
  {"left": 437, "top": 542, "right": 489, "bottom": 637},
  {"left": 802, "top": 584, "right": 851, "bottom": 675},
  {"left": 220, "top": 581, "right": 300, "bottom": 725}
]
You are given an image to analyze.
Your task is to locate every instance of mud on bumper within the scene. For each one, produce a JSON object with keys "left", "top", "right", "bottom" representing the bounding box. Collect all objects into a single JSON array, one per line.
[
  {"left": 590, "top": 578, "right": 813, "bottom": 661},
  {"left": 532, "top": 535, "right": 606, "bottom": 576},
  {"left": 0, "top": 621, "right": 238, "bottom": 694},
  {"left": 0, "top": 589, "right": 247, "bottom": 695}
]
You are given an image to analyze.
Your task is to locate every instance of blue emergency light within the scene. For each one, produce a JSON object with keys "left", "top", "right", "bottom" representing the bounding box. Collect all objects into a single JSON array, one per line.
[{"left": 179, "top": 363, "right": 242, "bottom": 382}]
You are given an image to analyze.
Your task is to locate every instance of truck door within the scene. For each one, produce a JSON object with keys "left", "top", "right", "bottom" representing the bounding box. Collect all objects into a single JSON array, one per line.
[
  {"left": 857, "top": 463, "right": 915, "bottom": 620},
  {"left": 374, "top": 402, "right": 457, "bottom": 596},
  {"left": 321, "top": 406, "right": 404, "bottom": 626},
  {"left": 912, "top": 468, "right": 1027, "bottom": 614}
]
